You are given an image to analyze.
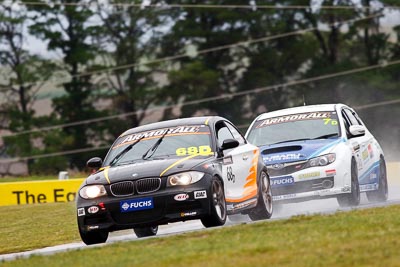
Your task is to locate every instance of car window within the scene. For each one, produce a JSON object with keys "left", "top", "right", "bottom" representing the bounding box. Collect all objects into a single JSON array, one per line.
[
  {"left": 247, "top": 111, "right": 340, "bottom": 146},
  {"left": 226, "top": 122, "right": 246, "bottom": 145},
  {"left": 343, "top": 109, "right": 360, "bottom": 126},
  {"left": 103, "top": 125, "right": 213, "bottom": 166},
  {"left": 216, "top": 124, "right": 235, "bottom": 147}
]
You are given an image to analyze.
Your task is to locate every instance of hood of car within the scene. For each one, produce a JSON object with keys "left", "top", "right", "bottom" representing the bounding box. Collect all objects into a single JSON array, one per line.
[
  {"left": 85, "top": 156, "right": 212, "bottom": 185},
  {"left": 259, "top": 138, "right": 343, "bottom": 165}
]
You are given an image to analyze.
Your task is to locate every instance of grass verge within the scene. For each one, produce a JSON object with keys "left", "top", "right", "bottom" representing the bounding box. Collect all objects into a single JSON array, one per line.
[{"left": 1, "top": 204, "right": 400, "bottom": 267}]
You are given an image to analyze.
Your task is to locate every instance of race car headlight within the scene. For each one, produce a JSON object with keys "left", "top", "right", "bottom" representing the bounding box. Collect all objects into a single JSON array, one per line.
[
  {"left": 79, "top": 185, "right": 107, "bottom": 199},
  {"left": 306, "top": 153, "right": 336, "bottom": 168},
  {"left": 167, "top": 171, "right": 205, "bottom": 186}
]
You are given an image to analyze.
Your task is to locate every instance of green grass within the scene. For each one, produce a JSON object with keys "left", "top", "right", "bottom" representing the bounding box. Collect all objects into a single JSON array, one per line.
[
  {"left": 1, "top": 204, "right": 400, "bottom": 267},
  {"left": 0, "top": 202, "right": 80, "bottom": 254}
]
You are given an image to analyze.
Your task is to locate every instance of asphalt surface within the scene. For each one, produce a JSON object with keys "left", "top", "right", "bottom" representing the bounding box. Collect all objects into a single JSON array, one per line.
[{"left": 1, "top": 164, "right": 399, "bottom": 262}]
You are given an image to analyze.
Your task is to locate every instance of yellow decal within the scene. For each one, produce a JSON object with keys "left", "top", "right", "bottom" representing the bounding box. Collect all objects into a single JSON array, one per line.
[
  {"left": 323, "top": 118, "right": 338, "bottom": 125},
  {"left": 103, "top": 166, "right": 111, "bottom": 184},
  {"left": 0, "top": 179, "right": 85, "bottom": 206},
  {"left": 205, "top": 118, "right": 210, "bottom": 125},
  {"left": 298, "top": 171, "right": 320, "bottom": 179},
  {"left": 175, "top": 145, "right": 213, "bottom": 156},
  {"left": 160, "top": 154, "right": 200, "bottom": 177}
]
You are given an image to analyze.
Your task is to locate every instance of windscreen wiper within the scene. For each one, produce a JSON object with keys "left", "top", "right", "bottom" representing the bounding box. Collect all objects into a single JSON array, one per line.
[
  {"left": 269, "top": 138, "right": 312, "bottom": 145},
  {"left": 109, "top": 137, "right": 144, "bottom": 166},
  {"left": 142, "top": 129, "right": 169, "bottom": 160},
  {"left": 313, "top": 133, "right": 339, "bottom": 139}
]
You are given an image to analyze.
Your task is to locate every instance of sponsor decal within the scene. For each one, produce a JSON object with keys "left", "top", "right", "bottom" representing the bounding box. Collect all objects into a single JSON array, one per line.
[
  {"left": 174, "top": 194, "right": 189, "bottom": 201},
  {"left": 120, "top": 197, "right": 154, "bottom": 213},
  {"left": 223, "top": 156, "right": 233, "bottom": 165},
  {"left": 88, "top": 206, "right": 99, "bottom": 214},
  {"left": 233, "top": 199, "right": 257, "bottom": 210},
  {"left": 360, "top": 183, "right": 378, "bottom": 191},
  {"left": 180, "top": 211, "right": 197, "bottom": 217},
  {"left": 298, "top": 171, "right": 320, "bottom": 179},
  {"left": 368, "top": 144, "right": 374, "bottom": 159},
  {"left": 88, "top": 225, "right": 99, "bottom": 230},
  {"left": 264, "top": 153, "right": 302, "bottom": 162},
  {"left": 227, "top": 166, "right": 235, "bottom": 183},
  {"left": 77, "top": 208, "right": 85, "bottom": 216},
  {"left": 116, "top": 125, "right": 208, "bottom": 148},
  {"left": 257, "top": 112, "right": 332, "bottom": 128},
  {"left": 271, "top": 176, "right": 294, "bottom": 187},
  {"left": 325, "top": 169, "right": 337, "bottom": 176},
  {"left": 194, "top": 190, "right": 207, "bottom": 199},
  {"left": 362, "top": 149, "right": 369, "bottom": 161},
  {"left": 273, "top": 194, "right": 297, "bottom": 200}
]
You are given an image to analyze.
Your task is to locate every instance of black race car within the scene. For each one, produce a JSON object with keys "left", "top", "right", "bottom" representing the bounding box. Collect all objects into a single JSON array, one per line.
[{"left": 76, "top": 116, "right": 273, "bottom": 245}]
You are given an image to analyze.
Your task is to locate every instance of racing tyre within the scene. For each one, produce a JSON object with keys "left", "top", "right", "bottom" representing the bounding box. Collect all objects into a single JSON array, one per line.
[
  {"left": 249, "top": 171, "right": 273, "bottom": 221},
  {"left": 366, "top": 157, "right": 388, "bottom": 202},
  {"left": 134, "top": 226, "right": 158, "bottom": 238},
  {"left": 337, "top": 159, "right": 360, "bottom": 207},
  {"left": 79, "top": 229, "right": 109, "bottom": 245},
  {"left": 201, "top": 177, "right": 227, "bottom": 228}
]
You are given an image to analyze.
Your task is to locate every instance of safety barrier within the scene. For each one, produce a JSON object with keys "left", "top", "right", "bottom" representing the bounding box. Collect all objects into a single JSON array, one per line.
[
  {"left": 0, "top": 162, "right": 398, "bottom": 206},
  {"left": 0, "top": 179, "right": 84, "bottom": 206}
]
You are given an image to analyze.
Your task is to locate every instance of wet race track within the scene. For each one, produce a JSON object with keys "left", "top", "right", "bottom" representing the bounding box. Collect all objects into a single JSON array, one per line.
[{"left": 1, "top": 163, "right": 399, "bottom": 262}]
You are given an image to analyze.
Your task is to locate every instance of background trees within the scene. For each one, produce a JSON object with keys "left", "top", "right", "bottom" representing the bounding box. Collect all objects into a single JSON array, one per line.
[{"left": 0, "top": 0, "right": 399, "bottom": 175}]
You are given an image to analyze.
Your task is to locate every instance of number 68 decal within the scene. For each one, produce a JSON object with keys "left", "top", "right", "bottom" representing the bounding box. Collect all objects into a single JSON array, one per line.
[{"left": 176, "top": 146, "right": 213, "bottom": 156}]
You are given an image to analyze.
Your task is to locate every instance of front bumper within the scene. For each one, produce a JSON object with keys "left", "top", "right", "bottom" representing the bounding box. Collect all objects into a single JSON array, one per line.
[
  {"left": 270, "top": 162, "right": 351, "bottom": 202},
  {"left": 77, "top": 177, "right": 213, "bottom": 233}
]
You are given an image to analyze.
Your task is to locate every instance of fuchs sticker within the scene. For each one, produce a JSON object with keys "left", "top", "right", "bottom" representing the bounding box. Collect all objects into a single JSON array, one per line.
[
  {"left": 271, "top": 176, "right": 294, "bottom": 187},
  {"left": 194, "top": 190, "right": 207, "bottom": 199},
  {"left": 77, "top": 208, "right": 85, "bottom": 216},
  {"left": 174, "top": 194, "right": 189, "bottom": 201},
  {"left": 120, "top": 197, "right": 154, "bottom": 213},
  {"left": 88, "top": 206, "right": 99, "bottom": 214}
]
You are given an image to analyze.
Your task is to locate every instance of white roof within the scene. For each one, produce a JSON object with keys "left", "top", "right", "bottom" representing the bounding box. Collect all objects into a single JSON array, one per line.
[{"left": 255, "top": 103, "right": 347, "bottom": 120}]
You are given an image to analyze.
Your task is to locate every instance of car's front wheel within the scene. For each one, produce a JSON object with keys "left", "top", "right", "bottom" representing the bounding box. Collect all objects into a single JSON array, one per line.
[
  {"left": 133, "top": 226, "right": 158, "bottom": 238},
  {"left": 337, "top": 159, "right": 360, "bottom": 207},
  {"left": 366, "top": 157, "right": 388, "bottom": 202},
  {"left": 201, "top": 177, "right": 227, "bottom": 228},
  {"left": 79, "top": 228, "right": 109, "bottom": 245},
  {"left": 249, "top": 171, "right": 273, "bottom": 221}
]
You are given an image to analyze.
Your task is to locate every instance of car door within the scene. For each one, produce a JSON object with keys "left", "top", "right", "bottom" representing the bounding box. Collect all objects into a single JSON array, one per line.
[
  {"left": 342, "top": 108, "right": 375, "bottom": 186},
  {"left": 216, "top": 120, "right": 259, "bottom": 204}
]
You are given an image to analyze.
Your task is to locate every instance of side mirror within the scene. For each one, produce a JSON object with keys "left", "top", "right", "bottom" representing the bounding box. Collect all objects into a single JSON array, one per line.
[
  {"left": 220, "top": 139, "right": 240, "bottom": 150},
  {"left": 87, "top": 157, "right": 103, "bottom": 170},
  {"left": 349, "top": 125, "right": 366, "bottom": 137}
]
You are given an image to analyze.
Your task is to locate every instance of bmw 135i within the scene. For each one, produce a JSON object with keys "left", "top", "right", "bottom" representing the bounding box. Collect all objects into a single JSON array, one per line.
[{"left": 77, "top": 116, "right": 273, "bottom": 245}]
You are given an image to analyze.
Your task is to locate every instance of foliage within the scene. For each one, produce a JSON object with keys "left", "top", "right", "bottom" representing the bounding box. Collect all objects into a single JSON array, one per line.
[{"left": 0, "top": 0, "right": 400, "bottom": 174}]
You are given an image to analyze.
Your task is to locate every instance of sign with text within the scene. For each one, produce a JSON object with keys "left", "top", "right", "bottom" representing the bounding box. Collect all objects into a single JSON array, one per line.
[{"left": 0, "top": 179, "right": 84, "bottom": 206}]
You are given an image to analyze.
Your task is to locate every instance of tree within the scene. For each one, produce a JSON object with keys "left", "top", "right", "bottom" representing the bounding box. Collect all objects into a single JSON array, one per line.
[
  {"left": 0, "top": 3, "right": 56, "bottom": 174},
  {"left": 27, "top": 0, "right": 107, "bottom": 169}
]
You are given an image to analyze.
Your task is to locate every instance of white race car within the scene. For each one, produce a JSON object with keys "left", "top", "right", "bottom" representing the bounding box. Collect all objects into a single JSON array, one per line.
[{"left": 245, "top": 104, "right": 388, "bottom": 207}]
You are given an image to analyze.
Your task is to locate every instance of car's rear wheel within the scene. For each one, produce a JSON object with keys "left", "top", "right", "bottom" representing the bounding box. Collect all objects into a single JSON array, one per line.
[
  {"left": 249, "top": 171, "right": 273, "bottom": 221},
  {"left": 201, "top": 177, "right": 227, "bottom": 228},
  {"left": 366, "top": 157, "right": 388, "bottom": 202},
  {"left": 337, "top": 159, "right": 360, "bottom": 207},
  {"left": 133, "top": 226, "right": 158, "bottom": 238},
  {"left": 79, "top": 228, "right": 109, "bottom": 245}
]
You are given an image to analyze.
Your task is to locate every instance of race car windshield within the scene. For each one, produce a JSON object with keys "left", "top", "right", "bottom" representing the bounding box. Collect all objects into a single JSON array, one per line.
[
  {"left": 247, "top": 111, "right": 340, "bottom": 146},
  {"left": 103, "top": 125, "right": 213, "bottom": 166}
]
